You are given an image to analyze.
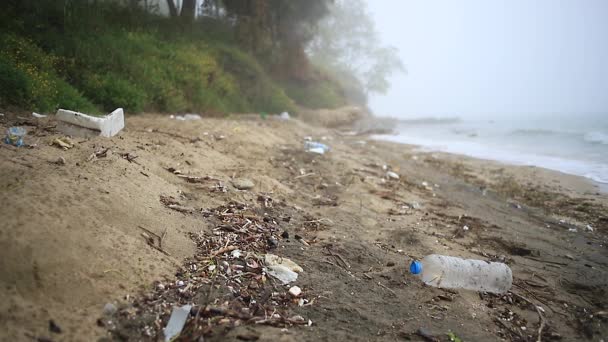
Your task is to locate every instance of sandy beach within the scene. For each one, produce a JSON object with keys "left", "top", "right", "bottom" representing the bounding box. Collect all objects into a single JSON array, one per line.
[{"left": 1, "top": 113, "right": 606, "bottom": 341}]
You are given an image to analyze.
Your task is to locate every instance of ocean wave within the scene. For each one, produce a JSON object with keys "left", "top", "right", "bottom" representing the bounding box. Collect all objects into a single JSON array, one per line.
[
  {"left": 397, "top": 117, "right": 462, "bottom": 125},
  {"left": 510, "top": 128, "right": 566, "bottom": 137},
  {"left": 584, "top": 131, "right": 608, "bottom": 145}
]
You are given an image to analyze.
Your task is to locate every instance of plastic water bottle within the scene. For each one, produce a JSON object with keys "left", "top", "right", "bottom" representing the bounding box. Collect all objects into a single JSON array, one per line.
[
  {"left": 410, "top": 254, "right": 512, "bottom": 294},
  {"left": 304, "top": 141, "right": 330, "bottom": 154}
]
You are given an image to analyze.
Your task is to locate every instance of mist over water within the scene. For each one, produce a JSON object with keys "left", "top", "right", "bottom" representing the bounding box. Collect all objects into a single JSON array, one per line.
[
  {"left": 374, "top": 114, "right": 608, "bottom": 184},
  {"left": 366, "top": 0, "right": 608, "bottom": 184}
]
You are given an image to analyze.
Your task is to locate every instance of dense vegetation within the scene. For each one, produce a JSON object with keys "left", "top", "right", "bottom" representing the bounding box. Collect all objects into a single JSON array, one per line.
[{"left": 0, "top": 0, "right": 402, "bottom": 115}]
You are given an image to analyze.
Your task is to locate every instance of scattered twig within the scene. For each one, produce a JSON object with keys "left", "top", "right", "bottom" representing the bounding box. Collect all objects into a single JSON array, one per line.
[
  {"left": 138, "top": 226, "right": 161, "bottom": 239},
  {"left": 377, "top": 282, "right": 396, "bottom": 296},
  {"left": 160, "top": 228, "right": 168, "bottom": 249},
  {"left": 325, "top": 248, "right": 350, "bottom": 269},
  {"left": 512, "top": 285, "right": 555, "bottom": 314},
  {"left": 210, "top": 245, "right": 238, "bottom": 257},
  {"left": 88, "top": 147, "right": 110, "bottom": 161},
  {"left": 536, "top": 305, "right": 546, "bottom": 342},
  {"left": 148, "top": 243, "right": 171, "bottom": 256},
  {"left": 167, "top": 204, "right": 195, "bottom": 213},
  {"left": 494, "top": 318, "right": 524, "bottom": 339},
  {"left": 137, "top": 226, "right": 171, "bottom": 256},
  {"left": 524, "top": 256, "right": 568, "bottom": 266},
  {"left": 177, "top": 174, "right": 222, "bottom": 183},
  {"left": 295, "top": 173, "right": 315, "bottom": 179}
]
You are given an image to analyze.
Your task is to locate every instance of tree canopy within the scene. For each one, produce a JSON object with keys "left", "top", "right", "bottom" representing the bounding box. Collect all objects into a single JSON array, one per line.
[{"left": 308, "top": 0, "right": 405, "bottom": 99}]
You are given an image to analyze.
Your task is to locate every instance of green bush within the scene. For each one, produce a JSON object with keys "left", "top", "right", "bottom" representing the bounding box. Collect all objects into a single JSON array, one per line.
[
  {"left": 0, "top": 34, "right": 96, "bottom": 112},
  {"left": 0, "top": 1, "right": 345, "bottom": 115},
  {"left": 81, "top": 73, "right": 147, "bottom": 112},
  {"left": 282, "top": 78, "right": 347, "bottom": 109},
  {"left": 54, "top": 80, "right": 98, "bottom": 114},
  {"left": 0, "top": 57, "right": 30, "bottom": 107}
]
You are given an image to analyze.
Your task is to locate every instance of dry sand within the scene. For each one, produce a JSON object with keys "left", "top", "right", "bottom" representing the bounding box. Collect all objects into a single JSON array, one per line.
[{"left": 0, "top": 112, "right": 606, "bottom": 341}]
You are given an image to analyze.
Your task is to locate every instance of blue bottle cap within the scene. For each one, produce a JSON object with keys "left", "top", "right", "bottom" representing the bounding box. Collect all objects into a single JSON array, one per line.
[{"left": 410, "top": 260, "right": 422, "bottom": 274}]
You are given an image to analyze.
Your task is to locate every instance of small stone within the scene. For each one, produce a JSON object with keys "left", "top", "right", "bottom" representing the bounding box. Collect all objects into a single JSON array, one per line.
[
  {"left": 49, "top": 320, "right": 62, "bottom": 334},
  {"left": 56, "top": 156, "right": 66, "bottom": 165},
  {"left": 267, "top": 236, "right": 278, "bottom": 248},
  {"left": 232, "top": 178, "right": 255, "bottom": 190},
  {"left": 288, "top": 286, "right": 302, "bottom": 297},
  {"left": 289, "top": 315, "right": 305, "bottom": 322},
  {"left": 103, "top": 303, "right": 117, "bottom": 316},
  {"left": 281, "top": 231, "right": 289, "bottom": 239},
  {"left": 177, "top": 280, "right": 185, "bottom": 287}
]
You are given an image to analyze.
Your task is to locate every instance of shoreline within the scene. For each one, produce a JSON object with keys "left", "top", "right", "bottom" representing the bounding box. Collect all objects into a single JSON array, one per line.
[
  {"left": 372, "top": 132, "right": 608, "bottom": 191},
  {"left": 1, "top": 113, "right": 606, "bottom": 341}
]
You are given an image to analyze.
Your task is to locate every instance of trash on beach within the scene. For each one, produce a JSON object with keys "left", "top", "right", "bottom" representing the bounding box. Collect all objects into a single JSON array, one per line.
[
  {"left": 410, "top": 254, "right": 512, "bottom": 294},
  {"left": 265, "top": 254, "right": 303, "bottom": 272},
  {"left": 4, "top": 127, "right": 26, "bottom": 146},
  {"left": 170, "top": 114, "right": 201, "bottom": 121},
  {"left": 52, "top": 136, "right": 75, "bottom": 150},
  {"left": 386, "top": 171, "right": 400, "bottom": 180},
  {"left": 32, "top": 112, "right": 47, "bottom": 118},
  {"left": 586, "top": 225, "right": 594, "bottom": 232},
  {"left": 267, "top": 265, "right": 298, "bottom": 284},
  {"left": 163, "top": 305, "right": 192, "bottom": 342},
  {"left": 288, "top": 286, "right": 302, "bottom": 297},
  {"left": 265, "top": 254, "right": 303, "bottom": 284},
  {"left": 56, "top": 108, "right": 124, "bottom": 138},
  {"left": 279, "top": 112, "right": 290, "bottom": 120},
  {"left": 568, "top": 228, "right": 578, "bottom": 233},
  {"left": 421, "top": 181, "right": 433, "bottom": 191},
  {"left": 304, "top": 141, "right": 329, "bottom": 154}
]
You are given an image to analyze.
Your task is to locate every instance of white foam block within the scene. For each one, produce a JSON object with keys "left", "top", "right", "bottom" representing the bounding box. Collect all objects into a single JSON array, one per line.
[{"left": 56, "top": 108, "right": 124, "bottom": 137}]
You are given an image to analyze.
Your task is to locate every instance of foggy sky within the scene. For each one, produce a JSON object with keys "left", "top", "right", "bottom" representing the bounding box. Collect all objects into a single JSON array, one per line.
[{"left": 367, "top": 0, "right": 608, "bottom": 119}]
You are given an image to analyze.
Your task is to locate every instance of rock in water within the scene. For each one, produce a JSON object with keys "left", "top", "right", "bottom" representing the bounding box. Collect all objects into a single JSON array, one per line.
[{"left": 232, "top": 178, "right": 255, "bottom": 190}]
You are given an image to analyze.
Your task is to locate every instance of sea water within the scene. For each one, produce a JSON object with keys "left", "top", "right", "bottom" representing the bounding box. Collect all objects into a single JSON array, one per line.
[{"left": 373, "top": 114, "right": 608, "bottom": 186}]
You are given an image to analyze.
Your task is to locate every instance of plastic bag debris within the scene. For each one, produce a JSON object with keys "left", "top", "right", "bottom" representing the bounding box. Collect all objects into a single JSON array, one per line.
[
  {"left": 163, "top": 305, "right": 192, "bottom": 342},
  {"left": 171, "top": 114, "right": 201, "bottom": 121},
  {"left": 4, "top": 127, "right": 26, "bottom": 147},
  {"left": 264, "top": 254, "right": 303, "bottom": 284}
]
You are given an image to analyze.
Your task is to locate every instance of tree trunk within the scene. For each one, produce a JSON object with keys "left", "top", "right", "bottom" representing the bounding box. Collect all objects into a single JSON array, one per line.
[
  {"left": 166, "top": 0, "right": 178, "bottom": 17},
  {"left": 181, "top": 0, "right": 196, "bottom": 20}
]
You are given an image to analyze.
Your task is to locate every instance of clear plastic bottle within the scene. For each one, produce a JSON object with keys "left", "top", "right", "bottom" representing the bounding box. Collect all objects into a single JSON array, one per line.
[{"left": 410, "top": 254, "right": 512, "bottom": 294}]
